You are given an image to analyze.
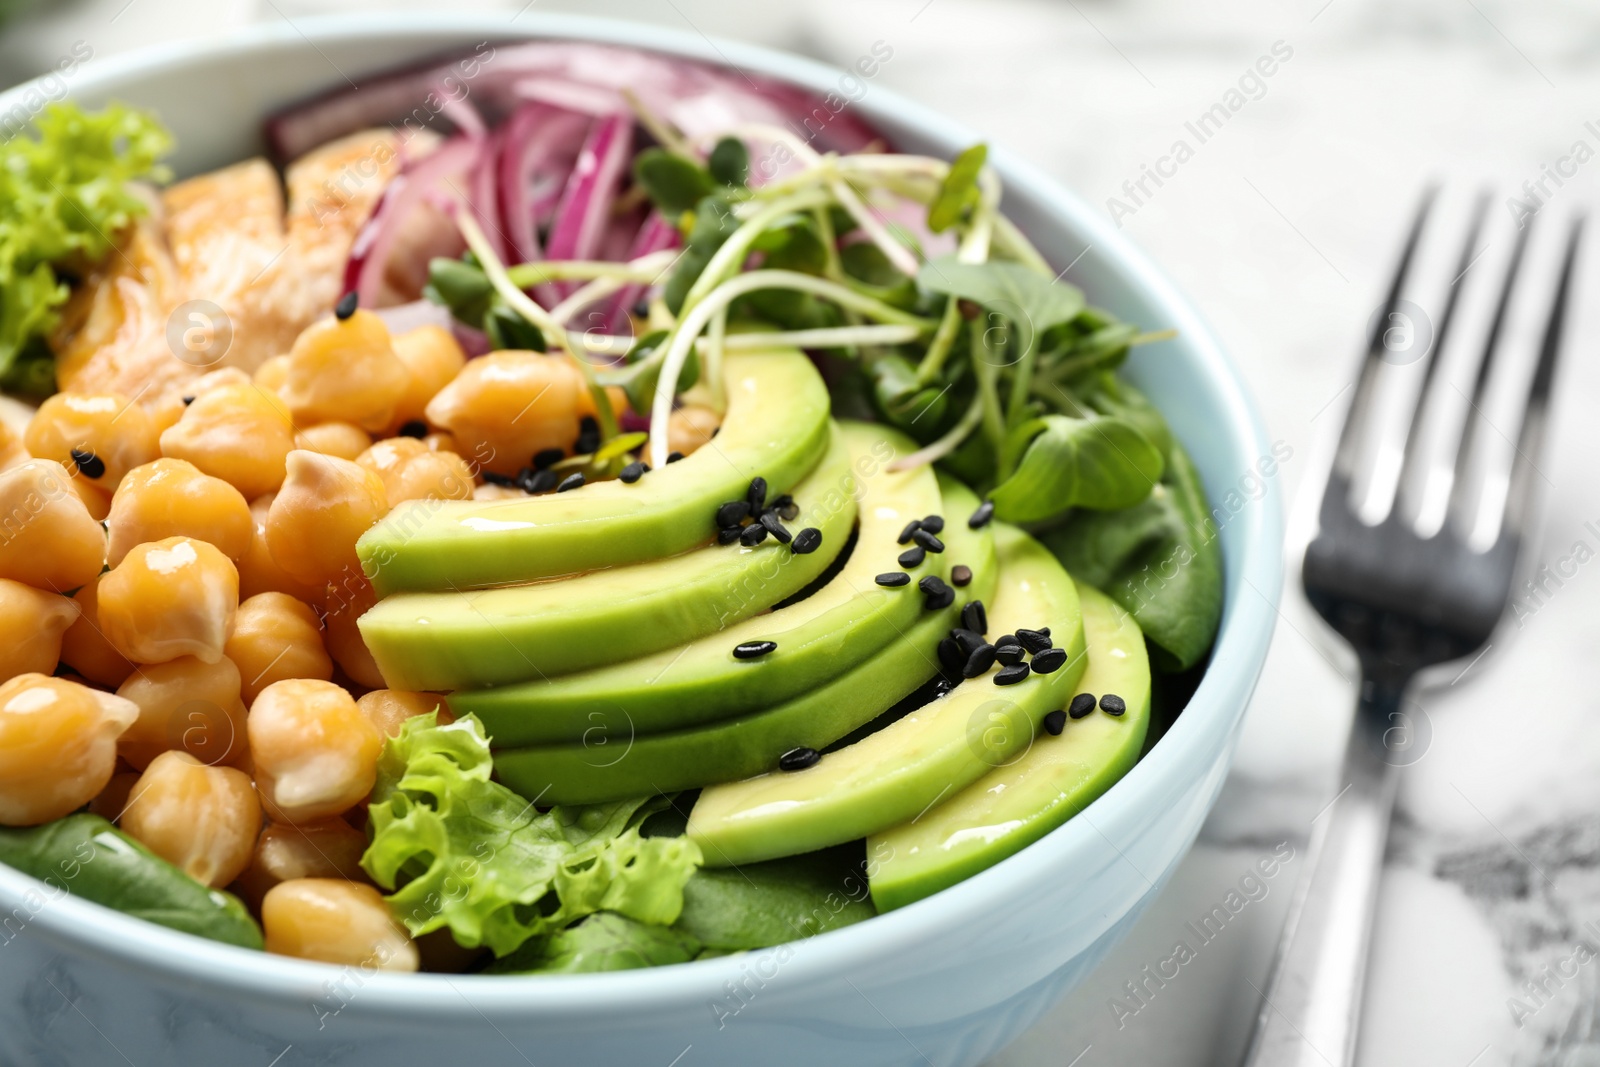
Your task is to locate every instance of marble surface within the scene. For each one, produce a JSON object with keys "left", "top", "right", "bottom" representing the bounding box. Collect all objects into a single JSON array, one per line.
[{"left": 7, "top": 1, "right": 1600, "bottom": 1064}]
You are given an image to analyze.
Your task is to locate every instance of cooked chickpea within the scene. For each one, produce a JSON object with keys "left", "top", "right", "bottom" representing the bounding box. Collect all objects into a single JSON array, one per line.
[
  {"left": 323, "top": 580, "right": 386, "bottom": 690},
  {"left": 282, "top": 310, "right": 410, "bottom": 433},
  {"left": 226, "top": 592, "right": 332, "bottom": 704},
  {"left": 0, "top": 418, "right": 29, "bottom": 472},
  {"left": 249, "top": 678, "right": 383, "bottom": 825},
  {"left": 106, "top": 458, "right": 253, "bottom": 566},
  {"left": 98, "top": 536, "right": 239, "bottom": 665},
  {"left": 265, "top": 451, "right": 387, "bottom": 591},
  {"left": 424, "top": 350, "right": 596, "bottom": 476},
  {"left": 423, "top": 431, "right": 457, "bottom": 454},
  {"left": 121, "top": 751, "right": 260, "bottom": 887},
  {"left": 237, "top": 494, "right": 325, "bottom": 604},
  {"left": 116, "top": 655, "right": 249, "bottom": 770},
  {"left": 386, "top": 324, "right": 467, "bottom": 433},
  {"left": 357, "top": 690, "right": 452, "bottom": 739},
  {"left": 294, "top": 422, "right": 372, "bottom": 462},
  {"left": 70, "top": 477, "right": 113, "bottom": 521},
  {"left": 0, "top": 579, "right": 78, "bottom": 682},
  {"left": 159, "top": 383, "right": 295, "bottom": 499},
  {"left": 357, "top": 439, "right": 474, "bottom": 506},
  {"left": 254, "top": 354, "right": 291, "bottom": 394},
  {"left": 0, "top": 460, "right": 107, "bottom": 592},
  {"left": 262, "top": 879, "right": 418, "bottom": 971},
  {"left": 668, "top": 404, "right": 722, "bottom": 457},
  {"left": 24, "top": 391, "right": 161, "bottom": 489},
  {"left": 0, "top": 674, "right": 138, "bottom": 826},
  {"left": 234, "top": 820, "right": 370, "bottom": 908},
  {"left": 59, "top": 574, "right": 135, "bottom": 686}
]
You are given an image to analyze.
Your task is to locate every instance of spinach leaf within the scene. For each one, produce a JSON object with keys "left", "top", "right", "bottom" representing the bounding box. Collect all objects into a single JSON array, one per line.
[
  {"left": 1039, "top": 442, "right": 1222, "bottom": 671},
  {"left": 707, "top": 137, "right": 750, "bottom": 188},
  {"left": 1075, "top": 372, "right": 1172, "bottom": 466},
  {"left": 871, "top": 355, "right": 949, "bottom": 436},
  {"left": 672, "top": 846, "right": 875, "bottom": 951},
  {"left": 918, "top": 256, "right": 1086, "bottom": 358},
  {"left": 484, "top": 912, "right": 701, "bottom": 974},
  {"left": 633, "top": 148, "right": 715, "bottom": 215},
  {"left": 927, "top": 143, "right": 987, "bottom": 233},
  {"left": 989, "top": 413, "right": 1164, "bottom": 522},
  {"left": 0, "top": 814, "right": 262, "bottom": 950}
]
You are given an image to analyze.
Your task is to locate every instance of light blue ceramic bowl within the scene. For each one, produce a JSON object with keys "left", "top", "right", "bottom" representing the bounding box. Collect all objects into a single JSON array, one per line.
[{"left": 0, "top": 14, "right": 1282, "bottom": 1067}]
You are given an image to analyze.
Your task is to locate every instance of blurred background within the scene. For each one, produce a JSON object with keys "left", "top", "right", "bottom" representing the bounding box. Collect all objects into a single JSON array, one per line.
[{"left": 5, "top": 2, "right": 1597, "bottom": 1064}]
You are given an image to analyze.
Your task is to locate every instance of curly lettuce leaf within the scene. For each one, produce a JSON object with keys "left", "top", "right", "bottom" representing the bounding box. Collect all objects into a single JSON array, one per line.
[
  {"left": 484, "top": 912, "right": 702, "bottom": 975},
  {"left": 0, "top": 101, "right": 172, "bottom": 379},
  {"left": 361, "top": 713, "right": 702, "bottom": 958}
]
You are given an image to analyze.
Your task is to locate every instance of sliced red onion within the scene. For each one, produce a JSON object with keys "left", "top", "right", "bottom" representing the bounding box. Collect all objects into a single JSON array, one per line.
[
  {"left": 496, "top": 102, "right": 590, "bottom": 265},
  {"left": 372, "top": 299, "right": 456, "bottom": 335},
  {"left": 606, "top": 212, "right": 681, "bottom": 332},
  {"left": 543, "top": 112, "right": 633, "bottom": 297}
]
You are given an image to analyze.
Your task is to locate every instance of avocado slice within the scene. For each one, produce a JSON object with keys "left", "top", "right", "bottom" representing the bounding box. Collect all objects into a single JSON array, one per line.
[
  {"left": 457, "top": 421, "right": 950, "bottom": 745},
  {"left": 685, "top": 524, "right": 1088, "bottom": 867},
  {"left": 357, "top": 349, "right": 832, "bottom": 594},
  {"left": 489, "top": 479, "right": 999, "bottom": 803},
  {"left": 867, "top": 580, "right": 1151, "bottom": 911},
  {"left": 358, "top": 426, "right": 857, "bottom": 691}
]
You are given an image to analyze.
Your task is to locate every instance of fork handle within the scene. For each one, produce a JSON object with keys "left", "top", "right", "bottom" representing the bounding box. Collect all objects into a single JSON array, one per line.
[{"left": 1240, "top": 673, "right": 1406, "bottom": 1067}]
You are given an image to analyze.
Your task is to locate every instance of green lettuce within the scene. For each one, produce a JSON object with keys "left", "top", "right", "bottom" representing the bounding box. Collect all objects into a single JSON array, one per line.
[
  {"left": 0, "top": 101, "right": 173, "bottom": 389},
  {"left": 484, "top": 912, "right": 703, "bottom": 974},
  {"left": 360, "top": 713, "right": 702, "bottom": 958}
]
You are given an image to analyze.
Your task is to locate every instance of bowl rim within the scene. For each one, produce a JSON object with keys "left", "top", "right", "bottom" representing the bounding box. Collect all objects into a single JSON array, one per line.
[{"left": 0, "top": 10, "right": 1284, "bottom": 1017}]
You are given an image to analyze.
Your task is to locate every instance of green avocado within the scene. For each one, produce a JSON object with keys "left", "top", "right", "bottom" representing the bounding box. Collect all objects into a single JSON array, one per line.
[
  {"left": 357, "top": 349, "right": 832, "bottom": 594},
  {"left": 686, "top": 524, "right": 1088, "bottom": 867},
  {"left": 358, "top": 426, "right": 857, "bottom": 691},
  {"left": 490, "top": 479, "right": 998, "bottom": 803},
  {"left": 867, "top": 580, "right": 1151, "bottom": 911},
  {"left": 457, "top": 421, "right": 949, "bottom": 745}
]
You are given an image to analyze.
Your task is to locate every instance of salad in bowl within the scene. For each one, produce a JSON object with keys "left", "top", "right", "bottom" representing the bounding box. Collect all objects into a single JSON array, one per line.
[{"left": 0, "top": 38, "right": 1221, "bottom": 980}]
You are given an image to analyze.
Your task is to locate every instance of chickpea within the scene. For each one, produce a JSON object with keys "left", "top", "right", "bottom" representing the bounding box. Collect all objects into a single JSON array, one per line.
[
  {"left": 0, "top": 674, "right": 138, "bottom": 826},
  {"left": 234, "top": 819, "right": 370, "bottom": 909},
  {"left": 237, "top": 494, "right": 325, "bottom": 604},
  {"left": 262, "top": 879, "right": 418, "bottom": 971},
  {"left": 0, "top": 579, "right": 78, "bottom": 682},
  {"left": 386, "top": 324, "right": 467, "bottom": 434},
  {"left": 249, "top": 679, "right": 382, "bottom": 825},
  {"left": 322, "top": 579, "right": 386, "bottom": 690},
  {"left": 24, "top": 391, "right": 161, "bottom": 490},
  {"left": 121, "top": 751, "right": 260, "bottom": 887},
  {"left": 254, "top": 355, "right": 291, "bottom": 395},
  {"left": 70, "top": 477, "right": 113, "bottom": 521},
  {"left": 265, "top": 451, "right": 387, "bottom": 591},
  {"left": 0, "top": 418, "right": 29, "bottom": 472},
  {"left": 357, "top": 690, "right": 452, "bottom": 739},
  {"left": 148, "top": 369, "right": 258, "bottom": 435},
  {"left": 668, "top": 404, "right": 722, "bottom": 457},
  {"left": 0, "top": 460, "right": 107, "bottom": 593},
  {"left": 98, "top": 536, "right": 239, "bottom": 665},
  {"left": 282, "top": 310, "right": 410, "bottom": 433},
  {"left": 106, "top": 458, "right": 253, "bottom": 566},
  {"left": 294, "top": 422, "right": 372, "bottom": 462},
  {"left": 226, "top": 592, "right": 332, "bottom": 705},
  {"left": 356, "top": 439, "right": 474, "bottom": 506},
  {"left": 59, "top": 574, "right": 135, "bottom": 687},
  {"left": 423, "top": 431, "right": 457, "bottom": 454},
  {"left": 116, "top": 655, "right": 249, "bottom": 770},
  {"left": 159, "top": 383, "right": 295, "bottom": 499},
  {"left": 424, "top": 350, "right": 596, "bottom": 476},
  {"left": 87, "top": 768, "right": 140, "bottom": 823}
]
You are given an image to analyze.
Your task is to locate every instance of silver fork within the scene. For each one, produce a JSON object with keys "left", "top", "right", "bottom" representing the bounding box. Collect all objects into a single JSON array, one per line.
[{"left": 1240, "top": 195, "right": 1585, "bottom": 1067}]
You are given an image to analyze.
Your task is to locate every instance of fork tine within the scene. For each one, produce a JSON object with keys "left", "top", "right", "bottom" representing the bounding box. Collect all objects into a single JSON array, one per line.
[
  {"left": 1445, "top": 214, "right": 1536, "bottom": 529},
  {"left": 1329, "top": 186, "right": 1439, "bottom": 486},
  {"left": 1497, "top": 216, "right": 1584, "bottom": 545}
]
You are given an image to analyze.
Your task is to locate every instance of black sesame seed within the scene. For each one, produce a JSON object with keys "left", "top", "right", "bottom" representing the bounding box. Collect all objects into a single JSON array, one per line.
[
  {"left": 716, "top": 500, "right": 751, "bottom": 528},
  {"left": 533, "top": 448, "right": 565, "bottom": 470},
  {"left": 69, "top": 448, "right": 105, "bottom": 479},
  {"left": 1068, "top": 693, "right": 1097, "bottom": 719},
  {"left": 994, "top": 633, "right": 1021, "bottom": 651},
  {"left": 923, "top": 586, "right": 955, "bottom": 611},
  {"left": 556, "top": 472, "right": 585, "bottom": 492},
  {"left": 1042, "top": 709, "right": 1067, "bottom": 736},
  {"left": 574, "top": 416, "right": 601, "bottom": 455},
  {"left": 961, "top": 601, "right": 987, "bottom": 635},
  {"left": 897, "top": 519, "right": 922, "bottom": 545},
  {"left": 482, "top": 470, "right": 515, "bottom": 486},
  {"left": 667, "top": 450, "right": 686, "bottom": 463},
  {"left": 1100, "top": 694, "right": 1127, "bottom": 716},
  {"left": 968, "top": 500, "right": 995, "bottom": 529},
  {"left": 398, "top": 420, "right": 428, "bottom": 438},
  {"left": 919, "top": 575, "right": 949, "bottom": 596},
  {"left": 514, "top": 466, "right": 538, "bottom": 491},
  {"left": 718, "top": 527, "right": 744, "bottom": 545},
  {"left": 747, "top": 477, "right": 767, "bottom": 511},
  {"left": 937, "top": 637, "right": 965, "bottom": 675},
  {"left": 1016, "top": 628, "right": 1052, "bottom": 654},
  {"left": 994, "top": 644, "right": 1025, "bottom": 666},
  {"left": 759, "top": 511, "right": 792, "bottom": 543},
  {"left": 619, "top": 461, "right": 648, "bottom": 484},
  {"left": 631, "top": 301, "right": 650, "bottom": 318},
  {"left": 1039, "top": 627, "right": 1051, "bottom": 638},
  {"left": 912, "top": 528, "right": 945, "bottom": 553},
  {"left": 1031, "top": 648, "right": 1068, "bottom": 674},
  {"left": 995, "top": 662, "right": 1031, "bottom": 686},
  {"left": 898, "top": 546, "right": 926, "bottom": 568},
  {"left": 791, "top": 527, "right": 822, "bottom": 554},
  {"left": 739, "top": 523, "right": 769, "bottom": 547},
  {"left": 733, "top": 640, "right": 777, "bottom": 660},
  {"left": 950, "top": 628, "right": 986, "bottom": 656},
  {"left": 773, "top": 496, "right": 799, "bottom": 521},
  {"left": 334, "top": 291, "right": 359, "bottom": 320},
  {"left": 778, "top": 747, "right": 820, "bottom": 772},
  {"left": 181, "top": 395, "right": 195, "bottom": 406},
  {"left": 876, "top": 572, "right": 910, "bottom": 587},
  {"left": 962, "top": 644, "right": 997, "bottom": 678},
  {"left": 950, "top": 565, "right": 972, "bottom": 588},
  {"left": 920, "top": 515, "right": 945, "bottom": 534},
  {"left": 526, "top": 469, "right": 558, "bottom": 493}
]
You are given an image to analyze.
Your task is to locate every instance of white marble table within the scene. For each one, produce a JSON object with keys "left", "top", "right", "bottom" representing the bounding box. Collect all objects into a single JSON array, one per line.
[{"left": 7, "top": 1, "right": 1598, "bottom": 1064}]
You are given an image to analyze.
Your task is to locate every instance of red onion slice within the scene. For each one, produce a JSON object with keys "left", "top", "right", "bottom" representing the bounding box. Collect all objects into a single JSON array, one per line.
[{"left": 543, "top": 112, "right": 633, "bottom": 297}]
